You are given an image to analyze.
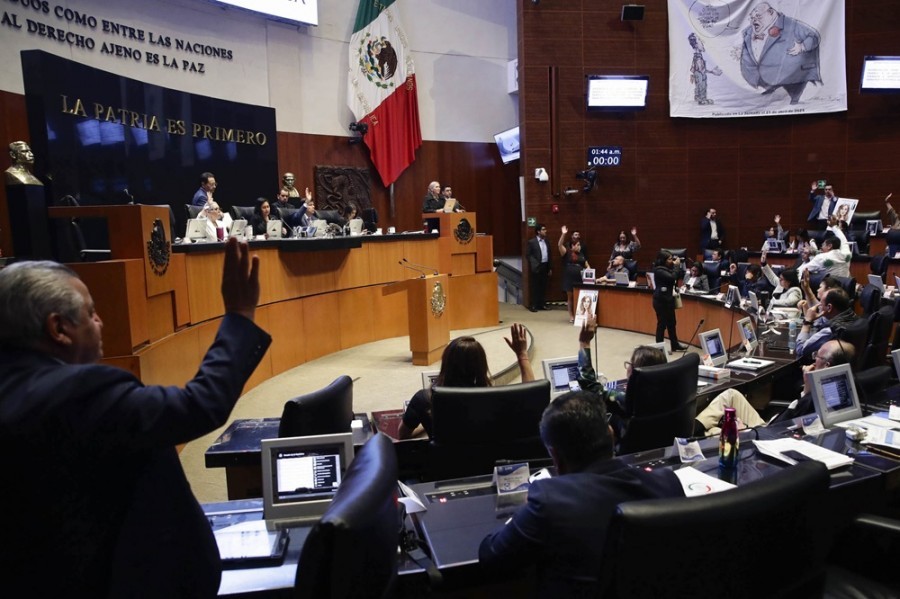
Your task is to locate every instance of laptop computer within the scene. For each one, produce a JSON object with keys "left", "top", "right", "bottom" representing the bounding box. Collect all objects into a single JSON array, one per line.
[
  {"left": 348, "top": 218, "right": 364, "bottom": 236},
  {"left": 311, "top": 219, "right": 328, "bottom": 237},
  {"left": 442, "top": 198, "right": 458, "bottom": 213},
  {"left": 261, "top": 433, "right": 354, "bottom": 527},
  {"left": 723, "top": 285, "right": 739, "bottom": 309},
  {"left": 614, "top": 271, "right": 630, "bottom": 286},
  {"left": 747, "top": 291, "right": 760, "bottom": 315},
  {"left": 643, "top": 341, "right": 670, "bottom": 362},
  {"left": 542, "top": 356, "right": 581, "bottom": 398},
  {"left": 808, "top": 363, "right": 863, "bottom": 428},
  {"left": 736, "top": 316, "right": 758, "bottom": 354},
  {"left": 698, "top": 329, "right": 728, "bottom": 367}
]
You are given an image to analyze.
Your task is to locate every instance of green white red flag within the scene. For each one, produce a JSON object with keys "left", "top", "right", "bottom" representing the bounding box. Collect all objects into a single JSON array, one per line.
[{"left": 348, "top": 0, "right": 422, "bottom": 186}]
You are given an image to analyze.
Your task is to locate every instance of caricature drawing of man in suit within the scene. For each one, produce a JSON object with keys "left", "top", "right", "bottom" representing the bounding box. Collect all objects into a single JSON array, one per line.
[{"left": 740, "top": 2, "right": 821, "bottom": 105}]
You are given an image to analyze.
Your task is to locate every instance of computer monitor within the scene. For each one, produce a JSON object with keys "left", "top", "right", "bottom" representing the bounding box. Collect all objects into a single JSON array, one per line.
[
  {"left": 748, "top": 291, "right": 760, "bottom": 314},
  {"left": 698, "top": 329, "right": 728, "bottom": 367},
  {"left": 185, "top": 218, "right": 210, "bottom": 242},
  {"left": 891, "top": 348, "right": 900, "bottom": 381},
  {"left": 736, "top": 317, "right": 758, "bottom": 354},
  {"left": 267, "top": 219, "right": 283, "bottom": 239},
  {"left": 643, "top": 341, "right": 670, "bottom": 362},
  {"left": 421, "top": 370, "right": 439, "bottom": 390},
  {"left": 645, "top": 272, "right": 655, "bottom": 290},
  {"left": 614, "top": 271, "right": 630, "bottom": 286},
  {"left": 542, "top": 356, "right": 581, "bottom": 397},
  {"left": 229, "top": 218, "right": 247, "bottom": 241},
  {"left": 868, "top": 274, "right": 885, "bottom": 294},
  {"left": 724, "top": 285, "right": 739, "bottom": 309},
  {"left": 766, "top": 239, "right": 786, "bottom": 253},
  {"left": 808, "top": 364, "right": 863, "bottom": 428},
  {"left": 261, "top": 432, "right": 355, "bottom": 524}
]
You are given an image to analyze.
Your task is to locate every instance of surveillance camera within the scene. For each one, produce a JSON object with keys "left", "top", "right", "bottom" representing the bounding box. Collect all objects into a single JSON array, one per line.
[
  {"left": 534, "top": 168, "right": 549, "bottom": 182},
  {"left": 576, "top": 169, "right": 597, "bottom": 193}
]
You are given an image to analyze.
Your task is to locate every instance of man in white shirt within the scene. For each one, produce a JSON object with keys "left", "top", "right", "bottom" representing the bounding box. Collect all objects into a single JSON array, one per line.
[{"left": 797, "top": 216, "right": 851, "bottom": 279}]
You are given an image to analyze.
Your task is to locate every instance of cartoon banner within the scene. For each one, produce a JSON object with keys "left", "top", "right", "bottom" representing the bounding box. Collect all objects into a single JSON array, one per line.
[{"left": 668, "top": 0, "right": 846, "bottom": 118}]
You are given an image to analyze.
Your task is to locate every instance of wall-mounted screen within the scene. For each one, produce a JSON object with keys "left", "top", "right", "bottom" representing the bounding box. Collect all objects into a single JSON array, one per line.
[
  {"left": 494, "top": 126, "right": 520, "bottom": 164},
  {"left": 861, "top": 56, "right": 900, "bottom": 93},
  {"left": 586, "top": 75, "right": 648, "bottom": 110},
  {"left": 207, "top": 0, "right": 319, "bottom": 26}
]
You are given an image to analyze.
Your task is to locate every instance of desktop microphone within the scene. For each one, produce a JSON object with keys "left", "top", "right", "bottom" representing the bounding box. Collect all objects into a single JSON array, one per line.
[
  {"left": 402, "top": 257, "right": 439, "bottom": 276},
  {"left": 682, "top": 318, "right": 704, "bottom": 356},
  {"left": 398, "top": 260, "right": 427, "bottom": 278}
]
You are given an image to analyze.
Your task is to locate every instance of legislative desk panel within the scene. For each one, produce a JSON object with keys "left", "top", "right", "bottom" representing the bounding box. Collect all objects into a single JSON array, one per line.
[
  {"left": 205, "top": 499, "right": 423, "bottom": 597},
  {"left": 408, "top": 423, "right": 894, "bottom": 575}
]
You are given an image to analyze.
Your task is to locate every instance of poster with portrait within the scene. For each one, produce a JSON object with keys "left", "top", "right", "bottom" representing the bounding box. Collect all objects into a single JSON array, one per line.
[
  {"left": 833, "top": 198, "right": 858, "bottom": 225},
  {"left": 668, "top": 0, "right": 847, "bottom": 118},
  {"left": 574, "top": 289, "right": 598, "bottom": 327}
]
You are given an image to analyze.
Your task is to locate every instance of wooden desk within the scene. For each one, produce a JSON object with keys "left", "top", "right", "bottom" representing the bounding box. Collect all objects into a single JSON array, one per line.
[{"left": 47, "top": 207, "right": 499, "bottom": 388}]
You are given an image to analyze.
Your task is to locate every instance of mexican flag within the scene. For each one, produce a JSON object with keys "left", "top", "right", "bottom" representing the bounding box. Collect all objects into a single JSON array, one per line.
[{"left": 348, "top": 0, "right": 422, "bottom": 186}]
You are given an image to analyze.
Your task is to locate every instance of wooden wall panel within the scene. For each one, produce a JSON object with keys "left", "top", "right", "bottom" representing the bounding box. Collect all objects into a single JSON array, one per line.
[
  {"left": 519, "top": 0, "right": 900, "bottom": 306},
  {"left": 266, "top": 300, "right": 307, "bottom": 376},
  {"left": 337, "top": 287, "right": 376, "bottom": 350},
  {"left": 301, "top": 293, "right": 343, "bottom": 361}
]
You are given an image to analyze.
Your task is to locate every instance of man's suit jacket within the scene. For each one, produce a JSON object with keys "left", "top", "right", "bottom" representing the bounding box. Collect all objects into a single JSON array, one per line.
[
  {"left": 700, "top": 217, "right": 723, "bottom": 250},
  {"left": 808, "top": 191, "right": 837, "bottom": 222},
  {"left": 0, "top": 314, "right": 271, "bottom": 598},
  {"left": 740, "top": 12, "right": 821, "bottom": 88},
  {"left": 526, "top": 236, "right": 548, "bottom": 273},
  {"left": 479, "top": 458, "right": 683, "bottom": 598}
]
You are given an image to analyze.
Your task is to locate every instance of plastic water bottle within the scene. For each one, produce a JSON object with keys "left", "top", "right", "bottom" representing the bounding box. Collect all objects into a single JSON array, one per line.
[{"left": 788, "top": 319, "right": 797, "bottom": 355}]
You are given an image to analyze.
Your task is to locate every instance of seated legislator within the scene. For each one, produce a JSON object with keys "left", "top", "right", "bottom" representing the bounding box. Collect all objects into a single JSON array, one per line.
[
  {"left": 759, "top": 249, "right": 802, "bottom": 313},
  {"left": 397, "top": 324, "right": 534, "bottom": 439},
  {"left": 249, "top": 197, "right": 288, "bottom": 238},
  {"left": 797, "top": 216, "right": 852, "bottom": 280},
  {"left": 0, "top": 239, "right": 271, "bottom": 598},
  {"left": 693, "top": 339, "right": 855, "bottom": 432},
  {"left": 796, "top": 288, "right": 858, "bottom": 361},
  {"left": 478, "top": 390, "right": 683, "bottom": 597},
  {"left": 422, "top": 180, "right": 444, "bottom": 213},
  {"left": 682, "top": 263, "right": 709, "bottom": 293},
  {"left": 199, "top": 201, "right": 233, "bottom": 240},
  {"left": 726, "top": 263, "right": 772, "bottom": 298},
  {"left": 599, "top": 255, "right": 628, "bottom": 284}
]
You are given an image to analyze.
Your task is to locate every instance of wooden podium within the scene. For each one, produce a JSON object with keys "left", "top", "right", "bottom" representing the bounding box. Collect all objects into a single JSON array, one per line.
[{"left": 384, "top": 274, "right": 450, "bottom": 365}]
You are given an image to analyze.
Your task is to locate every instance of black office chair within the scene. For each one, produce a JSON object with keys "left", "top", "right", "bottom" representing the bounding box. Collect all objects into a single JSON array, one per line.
[
  {"left": 854, "top": 365, "right": 893, "bottom": 408},
  {"left": 185, "top": 204, "right": 203, "bottom": 220},
  {"left": 428, "top": 380, "right": 551, "bottom": 480},
  {"left": 617, "top": 353, "right": 699, "bottom": 455},
  {"left": 859, "top": 305, "right": 893, "bottom": 371},
  {"left": 278, "top": 375, "right": 354, "bottom": 438},
  {"left": 624, "top": 259, "right": 638, "bottom": 281},
  {"left": 294, "top": 433, "right": 399, "bottom": 599},
  {"left": 858, "top": 284, "right": 882, "bottom": 316},
  {"left": 870, "top": 254, "right": 889, "bottom": 282},
  {"left": 702, "top": 261, "right": 721, "bottom": 291},
  {"left": 660, "top": 247, "right": 687, "bottom": 259},
  {"left": 834, "top": 276, "right": 858, "bottom": 304},
  {"left": 850, "top": 210, "right": 881, "bottom": 232},
  {"left": 885, "top": 229, "right": 900, "bottom": 257},
  {"left": 231, "top": 205, "right": 256, "bottom": 221},
  {"left": 600, "top": 461, "right": 832, "bottom": 599},
  {"left": 836, "top": 317, "right": 871, "bottom": 371},
  {"left": 702, "top": 249, "right": 716, "bottom": 261},
  {"left": 361, "top": 207, "right": 379, "bottom": 233},
  {"left": 808, "top": 229, "right": 828, "bottom": 246}
]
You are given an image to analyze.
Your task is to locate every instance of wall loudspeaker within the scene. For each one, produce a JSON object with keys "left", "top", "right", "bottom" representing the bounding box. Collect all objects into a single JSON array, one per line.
[{"left": 621, "top": 4, "right": 645, "bottom": 21}]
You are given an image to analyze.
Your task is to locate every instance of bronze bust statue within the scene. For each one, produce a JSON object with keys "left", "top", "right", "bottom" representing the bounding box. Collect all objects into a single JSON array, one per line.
[
  {"left": 281, "top": 172, "right": 300, "bottom": 197},
  {"left": 5, "top": 141, "right": 42, "bottom": 186}
]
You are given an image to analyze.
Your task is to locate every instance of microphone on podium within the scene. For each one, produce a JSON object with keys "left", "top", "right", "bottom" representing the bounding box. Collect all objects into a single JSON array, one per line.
[
  {"left": 402, "top": 257, "right": 438, "bottom": 276},
  {"left": 398, "top": 260, "right": 427, "bottom": 278}
]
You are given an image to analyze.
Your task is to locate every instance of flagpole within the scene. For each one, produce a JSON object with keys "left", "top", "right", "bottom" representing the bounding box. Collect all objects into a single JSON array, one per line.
[{"left": 389, "top": 182, "right": 395, "bottom": 219}]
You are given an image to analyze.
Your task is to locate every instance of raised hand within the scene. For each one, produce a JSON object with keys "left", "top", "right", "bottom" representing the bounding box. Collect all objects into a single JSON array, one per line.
[{"left": 221, "top": 237, "right": 260, "bottom": 321}]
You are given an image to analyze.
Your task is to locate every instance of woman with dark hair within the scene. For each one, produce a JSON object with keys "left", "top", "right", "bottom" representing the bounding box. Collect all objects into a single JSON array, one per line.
[
  {"left": 683, "top": 264, "right": 709, "bottom": 293},
  {"left": 610, "top": 226, "right": 641, "bottom": 261},
  {"left": 249, "top": 197, "right": 288, "bottom": 238},
  {"left": 652, "top": 250, "right": 686, "bottom": 352},
  {"left": 559, "top": 225, "right": 591, "bottom": 323},
  {"left": 760, "top": 249, "right": 802, "bottom": 312},
  {"left": 397, "top": 324, "right": 534, "bottom": 439}
]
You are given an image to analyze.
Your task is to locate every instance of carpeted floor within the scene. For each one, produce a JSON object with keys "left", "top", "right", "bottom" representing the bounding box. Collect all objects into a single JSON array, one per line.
[{"left": 180, "top": 301, "right": 695, "bottom": 503}]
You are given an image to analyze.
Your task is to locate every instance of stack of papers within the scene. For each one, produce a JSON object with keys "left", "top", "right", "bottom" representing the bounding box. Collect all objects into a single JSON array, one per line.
[{"left": 755, "top": 438, "right": 854, "bottom": 470}]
